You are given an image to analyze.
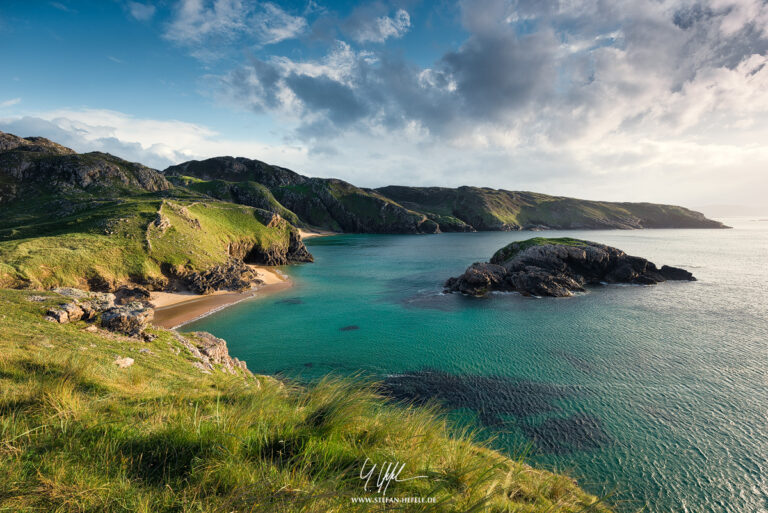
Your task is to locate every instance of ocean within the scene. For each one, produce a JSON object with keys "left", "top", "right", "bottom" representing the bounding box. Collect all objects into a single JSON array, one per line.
[{"left": 186, "top": 219, "right": 768, "bottom": 512}]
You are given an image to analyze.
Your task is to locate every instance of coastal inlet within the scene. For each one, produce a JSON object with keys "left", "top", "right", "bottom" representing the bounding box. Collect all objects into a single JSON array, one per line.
[{"left": 186, "top": 224, "right": 768, "bottom": 513}]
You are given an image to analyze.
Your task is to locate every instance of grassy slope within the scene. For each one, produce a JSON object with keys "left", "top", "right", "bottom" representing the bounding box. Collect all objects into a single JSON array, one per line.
[
  {"left": 0, "top": 289, "right": 612, "bottom": 512},
  {"left": 491, "top": 237, "right": 590, "bottom": 264},
  {"left": 0, "top": 195, "right": 294, "bottom": 290},
  {"left": 169, "top": 175, "right": 303, "bottom": 227},
  {"left": 375, "top": 187, "right": 724, "bottom": 230}
]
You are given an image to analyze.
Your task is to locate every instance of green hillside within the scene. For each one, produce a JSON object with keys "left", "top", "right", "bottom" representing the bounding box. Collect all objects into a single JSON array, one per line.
[
  {"left": 0, "top": 288, "right": 612, "bottom": 512},
  {"left": 166, "top": 157, "right": 441, "bottom": 233},
  {"left": 164, "top": 157, "right": 726, "bottom": 233},
  {"left": 376, "top": 186, "right": 727, "bottom": 231},
  {"left": 0, "top": 132, "right": 311, "bottom": 292}
]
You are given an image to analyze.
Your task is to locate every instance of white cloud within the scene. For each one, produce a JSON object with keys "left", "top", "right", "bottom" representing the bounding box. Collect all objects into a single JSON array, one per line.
[
  {"left": 351, "top": 8, "right": 411, "bottom": 43},
  {"left": 127, "top": 1, "right": 156, "bottom": 21},
  {"left": 164, "top": 0, "right": 306, "bottom": 54},
  {"left": 0, "top": 98, "right": 21, "bottom": 108},
  {"left": 254, "top": 3, "right": 309, "bottom": 45},
  {"left": 0, "top": 109, "right": 307, "bottom": 171}
]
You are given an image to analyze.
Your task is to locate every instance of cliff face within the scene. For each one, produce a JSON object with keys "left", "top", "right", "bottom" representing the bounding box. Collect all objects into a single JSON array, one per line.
[
  {"left": 166, "top": 157, "right": 727, "bottom": 233},
  {"left": 377, "top": 186, "right": 728, "bottom": 231},
  {"left": 0, "top": 134, "right": 171, "bottom": 204},
  {"left": 445, "top": 237, "right": 695, "bottom": 297},
  {"left": 0, "top": 131, "right": 313, "bottom": 294},
  {"left": 165, "top": 157, "right": 441, "bottom": 234}
]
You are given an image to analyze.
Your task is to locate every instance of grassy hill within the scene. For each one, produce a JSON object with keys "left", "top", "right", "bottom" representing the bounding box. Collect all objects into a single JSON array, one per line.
[
  {"left": 0, "top": 132, "right": 311, "bottom": 292},
  {"left": 163, "top": 156, "right": 726, "bottom": 233},
  {"left": 165, "top": 158, "right": 440, "bottom": 234},
  {"left": 376, "top": 186, "right": 727, "bottom": 231},
  {"left": 0, "top": 288, "right": 612, "bottom": 512}
]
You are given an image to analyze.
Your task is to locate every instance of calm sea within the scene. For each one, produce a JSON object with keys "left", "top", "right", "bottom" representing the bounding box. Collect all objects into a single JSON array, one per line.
[{"left": 187, "top": 219, "right": 768, "bottom": 513}]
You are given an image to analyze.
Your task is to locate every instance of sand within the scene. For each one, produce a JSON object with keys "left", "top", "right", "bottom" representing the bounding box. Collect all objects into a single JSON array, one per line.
[
  {"left": 150, "top": 267, "right": 291, "bottom": 329},
  {"left": 150, "top": 228, "right": 336, "bottom": 329},
  {"left": 299, "top": 228, "right": 337, "bottom": 239}
]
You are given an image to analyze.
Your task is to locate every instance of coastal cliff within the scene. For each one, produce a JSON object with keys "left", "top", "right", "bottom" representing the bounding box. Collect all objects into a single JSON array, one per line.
[
  {"left": 0, "top": 131, "right": 313, "bottom": 294},
  {"left": 446, "top": 237, "right": 695, "bottom": 297},
  {"left": 165, "top": 156, "right": 727, "bottom": 233}
]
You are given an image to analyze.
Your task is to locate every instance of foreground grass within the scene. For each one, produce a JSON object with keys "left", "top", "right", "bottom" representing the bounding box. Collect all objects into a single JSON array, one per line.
[{"left": 0, "top": 289, "right": 611, "bottom": 512}]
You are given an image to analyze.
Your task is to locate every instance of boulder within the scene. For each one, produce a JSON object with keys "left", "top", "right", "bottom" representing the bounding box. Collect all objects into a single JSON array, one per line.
[
  {"left": 114, "top": 285, "right": 151, "bottom": 305},
  {"left": 60, "top": 302, "right": 84, "bottom": 322},
  {"left": 114, "top": 357, "right": 134, "bottom": 368},
  {"left": 46, "top": 308, "right": 69, "bottom": 323},
  {"left": 101, "top": 301, "right": 153, "bottom": 336}
]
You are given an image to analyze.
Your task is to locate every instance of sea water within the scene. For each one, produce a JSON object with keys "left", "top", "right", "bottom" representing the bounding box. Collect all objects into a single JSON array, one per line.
[{"left": 187, "top": 219, "right": 768, "bottom": 512}]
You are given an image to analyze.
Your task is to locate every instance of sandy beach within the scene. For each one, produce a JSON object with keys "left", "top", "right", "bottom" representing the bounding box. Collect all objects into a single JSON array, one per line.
[
  {"left": 298, "top": 228, "right": 337, "bottom": 239},
  {"left": 151, "top": 267, "right": 292, "bottom": 329},
  {"left": 151, "top": 231, "right": 335, "bottom": 330}
]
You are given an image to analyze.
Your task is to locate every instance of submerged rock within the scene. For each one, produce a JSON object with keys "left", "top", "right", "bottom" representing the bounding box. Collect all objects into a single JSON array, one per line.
[{"left": 445, "top": 237, "right": 696, "bottom": 297}]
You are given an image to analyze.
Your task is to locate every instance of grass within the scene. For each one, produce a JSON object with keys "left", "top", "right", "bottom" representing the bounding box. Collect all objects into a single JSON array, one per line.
[
  {"left": 374, "top": 187, "right": 723, "bottom": 231},
  {"left": 491, "top": 238, "right": 590, "bottom": 264},
  {"left": 0, "top": 289, "right": 612, "bottom": 512},
  {"left": 169, "top": 176, "right": 303, "bottom": 227},
  {"left": 0, "top": 196, "right": 298, "bottom": 290}
]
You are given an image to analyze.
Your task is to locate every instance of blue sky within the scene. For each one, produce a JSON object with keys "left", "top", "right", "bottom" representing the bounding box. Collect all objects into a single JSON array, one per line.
[{"left": 1, "top": 0, "right": 767, "bottom": 211}]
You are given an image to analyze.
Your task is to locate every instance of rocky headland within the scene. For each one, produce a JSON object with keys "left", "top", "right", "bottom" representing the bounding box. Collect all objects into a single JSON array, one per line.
[{"left": 445, "top": 237, "right": 695, "bottom": 297}]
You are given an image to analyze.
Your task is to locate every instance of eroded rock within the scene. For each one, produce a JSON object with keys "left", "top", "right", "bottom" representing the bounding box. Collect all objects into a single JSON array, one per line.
[
  {"left": 101, "top": 301, "right": 153, "bottom": 336},
  {"left": 446, "top": 238, "right": 696, "bottom": 297}
]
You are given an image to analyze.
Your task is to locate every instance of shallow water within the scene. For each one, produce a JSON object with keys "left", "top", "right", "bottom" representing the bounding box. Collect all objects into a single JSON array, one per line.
[{"left": 187, "top": 219, "right": 768, "bottom": 512}]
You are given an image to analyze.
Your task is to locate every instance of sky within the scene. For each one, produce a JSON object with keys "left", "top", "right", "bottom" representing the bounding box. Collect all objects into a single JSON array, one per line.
[{"left": 1, "top": 0, "right": 767, "bottom": 212}]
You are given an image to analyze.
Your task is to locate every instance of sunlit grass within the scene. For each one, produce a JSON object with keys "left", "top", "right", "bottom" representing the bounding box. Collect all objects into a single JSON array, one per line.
[{"left": 0, "top": 289, "right": 613, "bottom": 512}]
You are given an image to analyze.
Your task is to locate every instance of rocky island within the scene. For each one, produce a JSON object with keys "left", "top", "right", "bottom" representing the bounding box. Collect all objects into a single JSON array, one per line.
[{"left": 445, "top": 237, "right": 695, "bottom": 297}]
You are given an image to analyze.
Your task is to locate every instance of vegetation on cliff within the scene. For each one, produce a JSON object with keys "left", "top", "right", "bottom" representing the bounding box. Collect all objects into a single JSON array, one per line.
[
  {"left": 0, "top": 289, "right": 612, "bottom": 512},
  {"left": 165, "top": 157, "right": 440, "bottom": 234},
  {"left": 0, "top": 132, "right": 312, "bottom": 292},
  {"left": 166, "top": 157, "right": 726, "bottom": 233},
  {"left": 377, "top": 186, "right": 727, "bottom": 231}
]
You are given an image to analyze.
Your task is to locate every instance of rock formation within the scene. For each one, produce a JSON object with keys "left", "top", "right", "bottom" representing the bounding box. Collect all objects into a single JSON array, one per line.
[{"left": 445, "top": 238, "right": 695, "bottom": 297}]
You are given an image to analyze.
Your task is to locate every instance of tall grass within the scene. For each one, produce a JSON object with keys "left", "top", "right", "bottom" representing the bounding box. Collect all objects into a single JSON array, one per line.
[{"left": 0, "top": 289, "right": 612, "bottom": 512}]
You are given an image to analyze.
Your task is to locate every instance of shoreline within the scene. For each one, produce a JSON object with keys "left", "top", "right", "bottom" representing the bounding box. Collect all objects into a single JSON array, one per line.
[
  {"left": 150, "top": 230, "right": 335, "bottom": 330},
  {"left": 298, "top": 228, "right": 338, "bottom": 239},
  {"left": 151, "top": 267, "right": 292, "bottom": 329}
]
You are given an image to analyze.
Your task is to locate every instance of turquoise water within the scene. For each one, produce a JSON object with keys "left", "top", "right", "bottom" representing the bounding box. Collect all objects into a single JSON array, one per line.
[{"left": 187, "top": 220, "right": 768, "bottom": 512}]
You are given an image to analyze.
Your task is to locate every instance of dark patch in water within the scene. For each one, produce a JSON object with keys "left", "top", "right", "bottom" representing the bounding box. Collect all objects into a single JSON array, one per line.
[
  {"left": 380, "top": 369, "right": 580, "bottom": 425},
  {"left": 552, "top": 350, "right": 595, "bottom": 373},
  {"left": 303, "top": 362, "right": 313, "bottom": 368},
  {"left": 339, "top": 325, "right": 359, "bottom": 331},
  {"left": 276, "top": 297, "right": 303, "bottom": 305},
  {"left": 521, "top": 414, "right": 611, "bottom": 454}
]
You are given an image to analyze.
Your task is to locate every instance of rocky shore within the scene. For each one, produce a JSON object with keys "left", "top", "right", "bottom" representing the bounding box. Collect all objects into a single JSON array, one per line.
[
  {"left": 445, "top": 237, "right": 695, "bottom": 297},
  {"left": 40, "top": 286, "right": 252, "bottom": 375}
]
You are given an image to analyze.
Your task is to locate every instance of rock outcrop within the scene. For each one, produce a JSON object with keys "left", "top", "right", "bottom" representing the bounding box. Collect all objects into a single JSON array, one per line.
[
  {"left": 181, "top": 259, "right": 264, "bottom": 295},
  {"left": 0, "top": 133, "right": 171, "bottom": 203},
  {"left": 171, "top": 331, "right": 250, "bottom": 375},
  {"left": 101, "top": 301, "right": 154, "bottom": 336},
  {"left": 445, "top": 238, "right": 695, "bottom": 297},
  {"left": 45, "top": 288, "right": 153, "bottom": 337}
]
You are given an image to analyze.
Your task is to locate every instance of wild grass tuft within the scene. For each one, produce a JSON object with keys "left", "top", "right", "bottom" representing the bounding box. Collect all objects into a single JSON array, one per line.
[{"left": 0, "top": 289, "right": 612, "bottom": 512}]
